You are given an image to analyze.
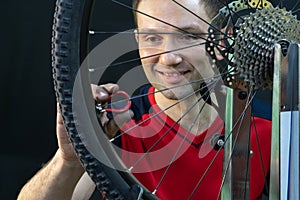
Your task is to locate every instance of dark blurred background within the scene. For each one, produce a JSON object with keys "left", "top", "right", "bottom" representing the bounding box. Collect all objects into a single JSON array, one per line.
[
  {"left": 0, "top": 0, "right": 135, "bottom": 199},
  {"left": 0, "top": 1, "right": 56, "bottom": 199},
  {"left": 0, "top": 0, "right": 299, "bottom": 199}
]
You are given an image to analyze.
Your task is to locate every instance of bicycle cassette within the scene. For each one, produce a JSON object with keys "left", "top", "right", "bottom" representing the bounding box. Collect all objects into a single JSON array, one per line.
[{"left": 206, "top": 0, "right": 300, "bottom": 89}]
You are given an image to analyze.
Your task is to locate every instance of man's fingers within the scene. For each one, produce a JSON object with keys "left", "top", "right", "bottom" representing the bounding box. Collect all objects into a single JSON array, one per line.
[
  {"left": 91, "top": 84, "right": 120, "bottom": 103},
  {"left": 101, "top": 83, "right": 120, "bottom": 94},
  {"left": 113, "top": 110, "right": 134, "bottom": 127},
  {"left": 91, "top": 83, "right": 133, "bottom": 139},
  {"left": 91, "top": 84, "right": 109, "bottom": 102},
  {"left": 103, "top": 110, "right": 134, "bottom": 139}
]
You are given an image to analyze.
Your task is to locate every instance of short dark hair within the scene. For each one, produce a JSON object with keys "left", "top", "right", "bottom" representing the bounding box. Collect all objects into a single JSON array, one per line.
[
  {"left": 202, "top": 0, "right": 225, "bottom": 17},
  {"left": 132, "top": 0, "right": 226, "bottom": 26}
]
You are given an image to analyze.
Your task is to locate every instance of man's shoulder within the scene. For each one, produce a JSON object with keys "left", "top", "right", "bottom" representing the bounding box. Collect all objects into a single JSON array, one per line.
[{"left": 130, "top": 84, "right": 153, "bottom": 121}]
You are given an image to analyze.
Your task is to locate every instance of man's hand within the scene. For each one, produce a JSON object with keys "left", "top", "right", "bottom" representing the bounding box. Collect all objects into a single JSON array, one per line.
[
  {"left": 18, "top": 83, "right": 133, "bottom": 200},
  {"left": 91, "top": 83, "right": 134, "bottom": 139},
  {"left": 56, "top": 104, "right": 81, "bottom": 164},
  {"left": 56, "top": 83, "right": 133, "bottom": 162}
]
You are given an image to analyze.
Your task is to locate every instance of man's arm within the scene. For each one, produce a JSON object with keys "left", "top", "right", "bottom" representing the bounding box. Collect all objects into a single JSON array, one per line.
[
  {"left": 17, "top": 107, "right": 85, "bottom": 200},
  {"left": 17, "top": 84, "right": 132, "bottom": 199},
  {"left": 18, "top": 150, "right": 85, "bottom": 200}
]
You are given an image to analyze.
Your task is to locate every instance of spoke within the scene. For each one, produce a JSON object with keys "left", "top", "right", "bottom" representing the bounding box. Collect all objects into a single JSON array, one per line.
[
  {"left": 89, "top": 42, "right": 203, "bottom": 71},
  {"left": 216, "top": 89, "right": 257, "bottom": 199},
  {"left": 216, "top": 0, "right": 246, "bottom": 23},
  {"left": 89, "top": 39, "right": 227, "bottom": 72},
  {"left": 292, "top": 8, "right": 300, "bottom": 15},
  {"left": 129, "top": 80, "right": 216, "bottom": 174},
  {"left": 110, "top": 78, "right": 221, "bottom": 142},
  {"left": 172, "top": 0, "right": 233, "bottom": 41},
  {"left": 252, "top": 113, "right": 269, "bottom": 194},
  {"left": 188, "top": 141, "right": 223, "bottom": 200},
  {"left": 87, "top": 0, "right": 237, "bottom": 74},
  {"left": 279, "top": 0, "right": 284, "bottom": 8},
  {"left": 89, "top": 30, "right": 209, "bottom": 36},
  {"left": 291, "top": 0, "right": 300, "bottom": 13},
  {"left": 111, "top": 0, "right": 205, "bottom": 37},
  {"left": 89, "top": 30, "right": 134, "bottom": 35},
  {"left": 152, "top": 86, "right": 213, "bottom": 195},
  {"left": 110, "top": 0, "right": 229, "bottom": 48},
  {"left": 189, "top": 89, "right": 257, "bottom": 199},
  {"left": 89, "top": 42, "right": 205, "bottom": 72},
  {"left": 105, "top": 71, "right": 231, "bottom": 109}
]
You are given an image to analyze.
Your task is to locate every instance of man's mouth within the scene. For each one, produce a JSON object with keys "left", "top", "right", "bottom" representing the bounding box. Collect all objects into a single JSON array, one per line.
[
  {"left": 158, "top": 70, "right": 190, "bottom": 77},
  {"left": 156, "top": 70, "right": 191, "bottom": 84}
]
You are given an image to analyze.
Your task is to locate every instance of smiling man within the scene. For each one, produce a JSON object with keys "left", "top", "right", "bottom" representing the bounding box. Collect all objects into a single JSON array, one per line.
[
  {"left": 18, "top": 0, "right": 272, "bottom": 200},
  {"left": 135, "top": 0, "right": 219, "bottom": 135}
]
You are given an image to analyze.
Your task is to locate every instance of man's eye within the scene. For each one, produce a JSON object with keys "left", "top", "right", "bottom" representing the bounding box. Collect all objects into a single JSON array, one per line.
[
  {"left": 182, "top": 34, "right": 199, "bottom": 40},
  {"left": 145, "top": 36, "right": 161, "bottom": 42}
]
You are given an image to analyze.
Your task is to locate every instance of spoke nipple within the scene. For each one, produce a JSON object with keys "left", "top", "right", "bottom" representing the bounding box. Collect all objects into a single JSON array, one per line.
[
  {"left": 128, "top": 166, "right": 133, "bottom": 172},
  {"left": 109, "top": 138, "right": 115, "bottom": 142},
  {"left": 238, "top": 91, "right": 248, "bottom": 100},
  {"left": 210, "top": 134, "right": 225, "bottom": 150},
  {"left": 250, "top": 150, "right": 254, "bottom": 157},
  {"left": 217, "top": 139, "right": 224, "bottom": 147},
  {"left": 280, "top": 104, "right": 286, "bottom": 110},
  {"left": 152, "top": 189, "right": 157, "bottom": 195}
]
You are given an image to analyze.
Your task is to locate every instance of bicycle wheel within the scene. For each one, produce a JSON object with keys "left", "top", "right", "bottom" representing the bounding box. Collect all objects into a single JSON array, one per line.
[{"left": 51, "top": 0, "right": 300, "bottom": 199}]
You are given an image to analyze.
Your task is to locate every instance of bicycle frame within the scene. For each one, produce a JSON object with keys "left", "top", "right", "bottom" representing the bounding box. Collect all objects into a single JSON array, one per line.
[
  {"left": 270, "top": 43, "right": 300, "bottom": 200},
  {"left": 223, "top": 43, "right": 300, "bottom": 200}
]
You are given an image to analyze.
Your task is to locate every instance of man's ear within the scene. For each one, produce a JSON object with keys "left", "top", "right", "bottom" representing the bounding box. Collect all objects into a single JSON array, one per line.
[{"left": 215, "top": 26, "right": 233, "bottom": 60}]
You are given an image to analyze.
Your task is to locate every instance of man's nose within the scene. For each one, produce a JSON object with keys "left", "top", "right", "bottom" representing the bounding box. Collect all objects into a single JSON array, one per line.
[
  {"left": 158, "top": 52, "right": 183, "bottom": 66},
  {"left": 157, "top": 36, "right": 183, "bottom": 66}
]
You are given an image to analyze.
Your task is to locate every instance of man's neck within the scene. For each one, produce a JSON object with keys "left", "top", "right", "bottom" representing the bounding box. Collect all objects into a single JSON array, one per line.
[{"left": 154, "top": 90, "right": 218, "bottom": 135}]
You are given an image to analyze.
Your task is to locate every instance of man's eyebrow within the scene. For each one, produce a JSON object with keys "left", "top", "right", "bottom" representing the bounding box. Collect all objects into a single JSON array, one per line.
[
  {"left": 137, "top": 26, "right": 205, "bottom": 35},
  {"left": 136, "top": 28, "right": 162, "bottom": 33},
  {"left": 179, "top": 25, "right": 206, "bottom": 34}
]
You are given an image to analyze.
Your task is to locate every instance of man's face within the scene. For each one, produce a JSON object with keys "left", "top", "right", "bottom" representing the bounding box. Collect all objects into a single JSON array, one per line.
[{"left": 136, "top": 0, "right": 215, "bottom": 100}]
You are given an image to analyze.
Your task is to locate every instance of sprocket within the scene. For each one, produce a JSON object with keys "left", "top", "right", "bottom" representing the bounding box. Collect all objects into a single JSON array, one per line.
[
  {"left": 234, "top": 7, "right": 300, "bottom": 89},
  {"left": 206, "top": 0, "right": 300, "bottom": 89}
]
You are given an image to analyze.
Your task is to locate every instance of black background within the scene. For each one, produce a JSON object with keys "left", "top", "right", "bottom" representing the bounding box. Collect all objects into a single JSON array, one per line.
[
  {"left": 0, "top": 0, "right": 299, "bottom": 199},
  {"left": 0, "top": 1, "right": 135, "bottom": 199},
  {"left": 0, "top": 1, "right": 57, "bottom": 199}
]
